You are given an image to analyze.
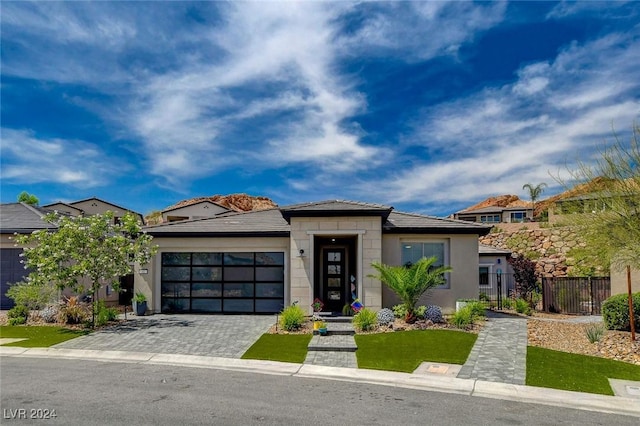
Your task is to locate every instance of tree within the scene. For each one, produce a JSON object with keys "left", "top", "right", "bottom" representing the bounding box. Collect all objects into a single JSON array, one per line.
[
  {"left": 370, "top": 257, "right": 452, "bottom": 323},
  {"left": 17, "top": 191, "right": 39, "bottom": 206},
  {"left": 507, "top": 254, "right": 540, "bottom": 306},
  {"left": 522, "top": 182, "right": 547, "bottom": 219},
  {"left": 559, "top": 122, "right": 640, "bottom": 340},
  {"left": 14, "top": 211, "right": 157, "bottom": 326}
]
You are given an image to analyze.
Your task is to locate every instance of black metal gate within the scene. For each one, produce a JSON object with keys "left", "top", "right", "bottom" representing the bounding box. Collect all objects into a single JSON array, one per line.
[{"left": 542, "top": 277, "right": 610, "bottom": 315}]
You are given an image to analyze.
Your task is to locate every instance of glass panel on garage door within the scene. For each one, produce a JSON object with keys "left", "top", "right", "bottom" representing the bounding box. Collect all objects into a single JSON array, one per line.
[{"left": 161, "top": 252, "right": 284, "bottom": 314}]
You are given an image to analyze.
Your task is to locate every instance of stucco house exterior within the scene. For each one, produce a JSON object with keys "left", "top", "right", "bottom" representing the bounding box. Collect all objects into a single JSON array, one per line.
[
  {"left": 453, "top": 205, "right": 534, "bottom": 224},
  {"left": 161, "top": 200, "right": 231, "bottom": 223},
  {"left": 135, "top": 200, "right": 491, "bottom": 315}
]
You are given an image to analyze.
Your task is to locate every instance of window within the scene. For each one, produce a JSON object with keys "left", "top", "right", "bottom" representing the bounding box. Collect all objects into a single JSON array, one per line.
[
  {"left": 479, "top": 266, "right": 489, "bottom": 286},
  {"left": 480, "top": 214, "right": 501, "bottom": 223},
  {"left": 510, "top": 211, "right": 527, "bottom": 222},
  {"left": 160, "top": 252, "right": 284, "bottom": 313},
  {"left": 401, "top": 241, "right": 449, "bottom": 288}
]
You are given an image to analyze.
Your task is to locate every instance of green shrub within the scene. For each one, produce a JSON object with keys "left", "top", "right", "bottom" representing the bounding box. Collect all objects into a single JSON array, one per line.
[
  {"left": 7, "top": 305, "right": 29, "bottom": 325},
  {"left": 479, "top": 292, "right": 490, "bottom": 302},
  {"left": 414, "top": 305, "right": 427, "bottom": 319},
  {"left": 6, "top": 281, "right": 57, "bottom": 310},
  {"left": 585, "top": 323, "right": 606, "bottom": 344},
  {"left": 95, "top": 301, "right": 119, "bottom": 326},
  {"left": 392, "top": 304, "right": 407, "bottom": 318},
  {"left": 278, "top": 304, "right": 306, "bottom": 331},
  {"left": 451, "top": 306, "right": 473, "bottom": 329},
  {"left": 466, "top": 301, "right": 487, "bottom": 318},
  {"left": 353, "top": 308, "right": 378, "bottom": 332},
  {"left": 601, "top": 292, "right": 640, "bottom": 331},
  {"left": 502, "top": 297, "right": 514, "bottom": 309},
  {"left": 514, "top": 298, "right": 532, "bottom": 315}
]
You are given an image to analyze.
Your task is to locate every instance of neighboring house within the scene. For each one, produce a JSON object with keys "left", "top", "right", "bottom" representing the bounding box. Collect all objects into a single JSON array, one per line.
[
  {"left": 1, "top": 197, "right": 143, "bottom": 309},
  {"left": 478, "top": 244, "right": 515, "bottom": 302},
  {"left": 161, "top": 200, "right": 231, "bottom": 223},
  {"left": 43, "top": 197, "right": 145, "bottom": 225},
  {"left": 135, "top": 200, "right": 491, "bottom": 315},
  {"left": 454, "top": 205, "right": 533, "bottom": 224},
  {"left": 0, "top": 203, "right": 57, "bottom": 309}
]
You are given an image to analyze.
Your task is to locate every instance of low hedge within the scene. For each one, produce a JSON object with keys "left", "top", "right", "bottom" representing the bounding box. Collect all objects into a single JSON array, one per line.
[{"left": 601, "top": 292, "right": 640, "bottom": 331}]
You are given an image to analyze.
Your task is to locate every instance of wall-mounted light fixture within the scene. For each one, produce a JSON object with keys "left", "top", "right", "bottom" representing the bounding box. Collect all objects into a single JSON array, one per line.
[{"left": 298, "top": 249, "right": 305, "bottom": 257}]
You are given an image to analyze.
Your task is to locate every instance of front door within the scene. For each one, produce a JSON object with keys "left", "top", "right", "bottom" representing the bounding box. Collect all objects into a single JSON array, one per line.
[{"left": 322, "top": 247, "right": 346, "bottom": 313}]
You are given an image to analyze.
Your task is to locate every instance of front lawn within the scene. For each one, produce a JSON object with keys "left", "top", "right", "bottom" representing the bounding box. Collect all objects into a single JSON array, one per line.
[
  {"left": 0, "top": 326, "right": 89, "bottom": 347},
  {"left": 527, "top": 346, "right": 640, "bottom": 395},
  {"left": 355, "top": 329, "right": 477, "bottom": 373},
  {"left": 242, "top": 334, "right": 312, "bottom": 363}
]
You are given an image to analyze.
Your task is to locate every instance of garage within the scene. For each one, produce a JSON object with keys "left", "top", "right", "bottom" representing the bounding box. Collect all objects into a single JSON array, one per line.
[
  {"left": 160, "top": 251, "right": 285, "bottom": 314},
  {"left": 1, "top": 248, "right": 27, "bottom": 310}
]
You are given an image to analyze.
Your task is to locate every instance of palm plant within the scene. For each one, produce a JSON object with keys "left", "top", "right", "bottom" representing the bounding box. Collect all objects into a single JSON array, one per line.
[
  {"left": 370, "top": 257, "right": 452, "bottom": 323},
  {"left": 522, "top": 182, "right": 547, "bottom": 219}
]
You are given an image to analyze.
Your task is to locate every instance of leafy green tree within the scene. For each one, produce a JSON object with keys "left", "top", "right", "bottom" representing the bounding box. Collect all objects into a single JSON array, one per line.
[
  {"left": 14, "top": 211, "right": 157, "bottom": 326},
  {"left": 559, "top": 122, "right": 640, "bottom": 339},
  {"left": 17, "top": 191, "right": 39, "bottom": 206},
  {"left": 522, "top": 182, "right": 547, "bottom": 219},
  {"left": 370, "top": 257, "right": 452, "bottom": 323}
]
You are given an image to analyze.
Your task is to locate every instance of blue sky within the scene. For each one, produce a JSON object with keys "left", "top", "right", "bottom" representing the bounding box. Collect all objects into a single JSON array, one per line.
[{"left": 1, "top": 1, "right": 639, "bottom": 217}]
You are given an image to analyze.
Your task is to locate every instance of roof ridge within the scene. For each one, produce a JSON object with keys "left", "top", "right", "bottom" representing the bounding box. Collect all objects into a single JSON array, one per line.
[{"left": 143, "top": 207, "right": 282, "bottom": 229}]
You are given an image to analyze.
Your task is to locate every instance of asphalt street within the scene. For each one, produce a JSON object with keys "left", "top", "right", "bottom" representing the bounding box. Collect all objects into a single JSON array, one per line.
[{"left": 1, "top": 357, "right": 637, "bottom": 426}]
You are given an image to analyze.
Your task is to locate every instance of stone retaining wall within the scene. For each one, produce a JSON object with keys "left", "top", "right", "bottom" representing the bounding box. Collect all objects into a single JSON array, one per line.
[{"left": 479, "top": 225, "right": 584, "bottom": 278}]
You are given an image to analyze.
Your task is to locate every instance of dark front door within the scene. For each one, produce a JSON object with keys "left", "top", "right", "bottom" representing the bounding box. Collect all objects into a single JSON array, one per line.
[{"left": 322, "top": 247, "right": 346, "bottom": 312}]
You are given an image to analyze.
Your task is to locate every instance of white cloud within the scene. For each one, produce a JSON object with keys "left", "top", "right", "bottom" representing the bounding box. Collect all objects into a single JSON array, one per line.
[
  {"left": 0, "top": 128, "right": 125, "bottom": 187},
  {"left": 370, "top": 29, "right": 640, "bottom": 208}
]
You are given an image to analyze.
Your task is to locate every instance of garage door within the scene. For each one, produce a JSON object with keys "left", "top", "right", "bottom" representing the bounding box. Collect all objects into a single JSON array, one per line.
[
  {"left": 1, "top": 248, "right": 27, "bottom": 310},
  {"left": 161, "top": 252, "right": 285, "bottom": 314}
]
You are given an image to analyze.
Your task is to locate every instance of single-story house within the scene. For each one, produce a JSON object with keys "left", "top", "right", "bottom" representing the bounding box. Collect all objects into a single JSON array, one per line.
[
  {"left": 135, "top": 200, "right": 491, "bottom": 315},
  {"left": 453, "top": 205, "right": 533, "bottom": 224}
]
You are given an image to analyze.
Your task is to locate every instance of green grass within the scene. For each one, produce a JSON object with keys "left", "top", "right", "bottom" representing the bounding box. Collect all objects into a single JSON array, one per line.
[
  {"left": 527, "top": 346, "right": 640, "bottom": 395},
  {"left": 0, "top": 326, "right": 89, "bottom": 347},
  {"left": 355, "top": 329, "right": 477, "bottom": 373},
  {"left": 241, "top": 334, "right": 312, "bottom": 363}
]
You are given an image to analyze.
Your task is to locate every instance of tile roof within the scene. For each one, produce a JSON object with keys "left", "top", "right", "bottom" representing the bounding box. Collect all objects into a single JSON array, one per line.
[
  {"left": 144, "top": 208, "right": 290, "bottom": 237},
  {"left": 479, "top": 244, "right": 512, "bottom": 255},
  {"left": 383, "top": 211, "right": 492, "bottom": 235},
  {"left": 144, "top": 201, "right": 491, "bottom": 237},
  {"left": 0, "top": 203, "right": 57, "bottom": 234}
]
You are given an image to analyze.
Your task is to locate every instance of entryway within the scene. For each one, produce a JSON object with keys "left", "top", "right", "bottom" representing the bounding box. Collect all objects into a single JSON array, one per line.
[{"left": 314, "top": 236, "right": 357, "bottom": 313}]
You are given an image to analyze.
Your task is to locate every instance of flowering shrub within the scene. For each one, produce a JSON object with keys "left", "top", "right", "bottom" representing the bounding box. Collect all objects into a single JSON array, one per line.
[{"left": 377, "top": 308, "right": 394, "bottom": 326}]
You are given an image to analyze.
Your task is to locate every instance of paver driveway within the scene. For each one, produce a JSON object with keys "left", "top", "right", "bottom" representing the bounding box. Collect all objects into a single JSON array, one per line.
[{"left": 54, "top": 314, "right": 276, "bottom": 358}]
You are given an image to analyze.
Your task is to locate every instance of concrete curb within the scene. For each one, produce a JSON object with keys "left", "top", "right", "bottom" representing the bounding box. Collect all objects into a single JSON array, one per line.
[{"left": 1, "top": 347, "right": 639, "bottom": 418}]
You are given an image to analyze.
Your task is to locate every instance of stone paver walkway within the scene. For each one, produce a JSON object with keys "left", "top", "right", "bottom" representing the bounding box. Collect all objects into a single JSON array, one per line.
[
  {"left": 54, "top": 314, "right": 276, "bottom": 358},
  {"left": 457, "top": 315, "right": 527, "bottom": 385},
  {"left": 304, "top": 317, "right": 358, "bottom": 368}
]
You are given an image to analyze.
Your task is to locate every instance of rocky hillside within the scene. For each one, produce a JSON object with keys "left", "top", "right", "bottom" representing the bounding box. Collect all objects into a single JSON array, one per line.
[{"left": 168, "top": 194, "right": 278, "bottom": 212}]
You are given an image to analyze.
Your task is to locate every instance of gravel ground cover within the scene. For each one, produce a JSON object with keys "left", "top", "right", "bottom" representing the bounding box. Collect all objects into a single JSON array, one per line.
[{"left": 527, "top": 318, "right": 639, "bottom": 365}]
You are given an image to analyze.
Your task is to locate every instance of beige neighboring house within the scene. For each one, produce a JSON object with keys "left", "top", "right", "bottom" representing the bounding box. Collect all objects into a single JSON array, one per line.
[
  {"left": 135, "top": 200, "right": 491, "bottom": 315},
  {"left": 453, "top": 205, "right": 534, "bottom": 224},
  {"left": 161, "top": 200, "right": 231, "bottom": 223}
]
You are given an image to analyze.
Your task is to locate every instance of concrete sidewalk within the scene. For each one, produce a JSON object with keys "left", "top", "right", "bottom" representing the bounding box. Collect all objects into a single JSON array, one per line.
[{"left": 1, "top": 346, "right": 638, "bottom": 418}]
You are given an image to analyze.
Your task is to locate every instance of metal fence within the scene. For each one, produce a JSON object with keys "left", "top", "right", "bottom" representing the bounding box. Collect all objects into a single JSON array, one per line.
[
  {"left": 478, "top": 273, "right": 516, "bottom": 309},
  {"left": 542, "top": 277, "right": 610, "bottom": 315}
]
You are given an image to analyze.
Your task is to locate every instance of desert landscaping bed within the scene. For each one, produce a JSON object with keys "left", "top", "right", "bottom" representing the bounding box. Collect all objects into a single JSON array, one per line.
[{"left": 527, "top": 319, "right": 639, "bottom": 365}]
